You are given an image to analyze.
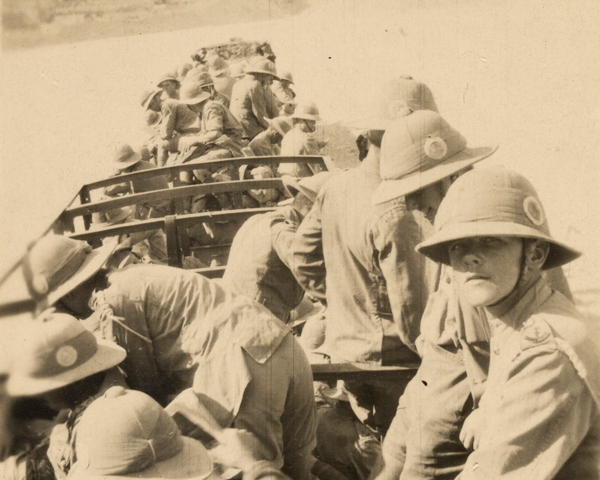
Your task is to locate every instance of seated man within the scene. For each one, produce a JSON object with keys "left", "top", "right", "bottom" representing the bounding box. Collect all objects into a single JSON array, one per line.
[
  {"left": 91, "top": 205, "right": 168, "bottom": 266},
  {"left": 207, "top": 55, "right": 237, "bottom": 104},
  {"left": 223, "top": 172, "right": 334, "bottom": 323},
  {"left": 156, "top": 71, "right": 180, "bottom": 100},
  {"left": 248, "top": 116, "right": 292, "bottom": 157},
  {"left": 22, "top": 236, "right": 317, "bottom": 480},
  {"left": 103, "top": 143, "right": 171, "bottom": 218},
  {"left": 3, "top": 312, "right": 127, "bottom": 479},
  {"left": 229, "top": 59, "right": 279, "bottom": 140},
  {"left": 270, "top": 71, "right": 296, "bottom": 116},
  {"left": 70, "top": 387, "right": 295, "bottom": 480},
  {"left": 141, "top": 88, "right": 201, "bottom": 166},
  {"left": 411, "top": 165, "right": 599, "bottom": 479},
  {"left": 176, "top": 82, "right": 246, "bottom": 210},
  {"left": 278, "top": 102, "right": 325, "bottom": 177}
]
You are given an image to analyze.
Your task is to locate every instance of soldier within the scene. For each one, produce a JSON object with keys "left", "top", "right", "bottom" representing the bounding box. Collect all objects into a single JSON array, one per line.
[
  {"left": 278, "top": 102, "right": 324, "bottom": 177},
  {"left": 91, "top": 205, "right": 168, "bottom": 266},
  {"left": 207, "top": 55, "right": 237, "bottom": 104},
  {"left": 156, "top": 71, "right": 180, "bottom": 100},
  {"left": 176, "top": 82, "right": 246, "bottom": 210},
  {"left": 4, "top": 312, "right": 127, "bottom": 479},
  {"left": 414, "top": 166, "right": 598, "bottom": 478},
  {"left": 229, "top": 59, "right": 279, "bottom": 140},
  {"left": 290, "top": 81, "right": 450, "bottom": 441},
  {"left": 248, "top": 116, "right": 292, "bottom": 157},
  {"left": 69, "top": 387, "right": 296, "bottom": 480},
  {"left": 370, "top": 118, "right": 574, "bottom": 479},
  {"left": 223, "top": 172, "right": 334, "bottom": 323},
  {"left": 21, "top": 236, "right": 317, "bottom": 480},
  {"left": 103, "top": 143, "right": 171, "bottom": 218},
  {"left": 141, "top": 88, "right": 201, "bottom": 167},
  {"left": 271, "top": 71, "right": 296, "bottom": 115}
]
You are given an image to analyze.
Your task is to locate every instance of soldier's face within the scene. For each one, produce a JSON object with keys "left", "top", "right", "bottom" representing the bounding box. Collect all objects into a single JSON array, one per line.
[
  {"left": 160, "top": 80, "right": 179, "bottom": 97},
  {"left": 449, "top": 236, "right": 523, "bottom": 307},
  {"left": 405, "top": 182, "right": 446, "bottom": 224}
]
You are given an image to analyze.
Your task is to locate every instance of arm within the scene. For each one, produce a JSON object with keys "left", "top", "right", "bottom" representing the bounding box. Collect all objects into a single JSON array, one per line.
[
  {"left": 249, "top": 83, "right": 270, "bottom": 130},
  {"left": 272, "top": 217, "right": 299, "bottom": 272},
  {"left": 264, "top": 86, "right": 281, "bottom": 119},
  {"left": 196, "top": 103, "right": 225, "bottom": 144},
  {"left": 160, "top": 101, "right": 177, "bottom": 139},
  {"left": 291, "top": 197, "right": 327, "bottom": 304},
  {"left": 103, "top": 171, "right": 131, "bottom": 197},
  {"left": 99, "top": 291, "right": 164, "bottom": 401},
  {"left": 103, "top": 182, "right": 131, "bottom": 197},
  {"left": 458, "top": 348, "right": 597, "bottom": 479},
  {"left": 373, "top": 207, "right": 427, "bottom": 352}
]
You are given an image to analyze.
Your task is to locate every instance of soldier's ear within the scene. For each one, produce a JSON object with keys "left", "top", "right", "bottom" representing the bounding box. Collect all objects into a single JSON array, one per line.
[{"left": 524, "top": 239, "right": 549, "bottom": 270}]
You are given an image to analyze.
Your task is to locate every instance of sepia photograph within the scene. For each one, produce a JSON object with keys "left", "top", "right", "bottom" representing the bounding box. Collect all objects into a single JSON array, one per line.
[{"left": 1, "top": 0, "right": 599, "bottom": 478}]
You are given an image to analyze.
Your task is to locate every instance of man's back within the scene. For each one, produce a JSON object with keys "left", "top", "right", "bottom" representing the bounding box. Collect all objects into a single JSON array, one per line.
[
  {"left": 293, "top": 164, "right": 426, "bottom": 364},
  {"left": 223, "top": 207, "right": 305, "bottom": 322},
  {"left": 229, "top": 76, "right": 268, "bottom": 139}
]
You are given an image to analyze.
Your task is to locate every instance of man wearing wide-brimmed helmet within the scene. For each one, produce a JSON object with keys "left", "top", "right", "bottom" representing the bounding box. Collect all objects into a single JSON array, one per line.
[
  {"left": 140, "top": 87, "right": 201, "bottom": 167},
  {"left": 395, "top": 166, "right": 598, "bottom": 479},
  {"left": 20, "top": 236, "right": 317, "bottom": 480},
  {"left": 229, "top": 58, "right": 279, "bottom": 140},
  {"left": 369, "top": 113, "right": 574, "bottom": 479},
  {"left": 290, "top": 78, "right": 446, "bottom": 475},
  {"left": 278, "top": 101, "right": 325, "bottom": 177}
]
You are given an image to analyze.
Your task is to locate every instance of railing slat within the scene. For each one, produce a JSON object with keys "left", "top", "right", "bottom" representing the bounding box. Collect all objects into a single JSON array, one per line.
[
  {"left": 63, "top": 179, "right": 284, "bottom": 220},
  {"left": 311, "top": 362, "right": 420, "bottom": 382},
  {"left": 81, "top": 155, "right": 328, "bottom": 192}
]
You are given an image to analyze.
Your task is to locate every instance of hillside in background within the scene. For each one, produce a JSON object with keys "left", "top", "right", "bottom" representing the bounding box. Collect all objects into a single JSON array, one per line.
[{"left": 2, "top": 0, "right": 305, "bottom": 50}]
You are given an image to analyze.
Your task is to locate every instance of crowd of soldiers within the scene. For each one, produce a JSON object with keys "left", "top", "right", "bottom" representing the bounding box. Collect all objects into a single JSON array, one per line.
[{"left": 0, "top": 40, "right": 599, "bottom": 480}]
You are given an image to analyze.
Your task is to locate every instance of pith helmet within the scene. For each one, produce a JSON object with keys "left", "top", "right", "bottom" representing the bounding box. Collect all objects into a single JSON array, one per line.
[
  {"left": 179, "top": 82, "right": 211, "bottom": 105},
  {"left": 176, "top": 63, "right": 193, "bottom": 82},
  {"left": 6, "top": 312, "right": 126, "bottom": 396},
  {"left": 140, "top": 89, "right": 162, "bottom": 110},
  {"left": 373, "top": 110, "right": 498, "bottom": 205},
  {"left": 265, "top": 116, "right": 292, "bottom": 137},
  {"left": 245, "top": 58, "right": 279, "bottom": 79},
  {"left": 183, "top": 67, "right": 212, "bottom": 85},
  {"left": 291, "top": 102, "right": 321, "bottom": 122},
  {"left": 69, "top": 387, "right": 213, "bottom": 480},
  {"left": 113, "top": 143, "right": 142, "bottom": 170},
  {"left": 416, "top": 165, "right": 581, "bottom": 270},
  {"left": 228, "top": 62, "right": 246, "bottom": 78},
  {"left": 144, "top": 110, "right": 161, "bottom": 128},
  {"left": 279, "top": 71, "right": 294, "bottom": 84},
  {"left": 207, "top": 55, "right": 229, "bottom": 76},
  {"left": 22, "top": 235, "right": 116, "bottom": 308},
  {"left": 346, "top": 75, "right": 438, "bottom": 130},
  {"left": 282, "top": 171, "right": 336, "bottom": 202},
  {"left": 156, "top": 72, "right": 180, "bottom": 88}
]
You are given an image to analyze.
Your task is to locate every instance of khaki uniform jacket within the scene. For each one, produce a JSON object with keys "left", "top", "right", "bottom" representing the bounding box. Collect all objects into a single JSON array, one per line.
[
  {"left": 291, "top": 163, "right": 428, "bottom": 364},
  {"left": 458, "top": 278, "right": 600, "bottom": 479},
  {"left": 223, "top": 206, "right": 305, "bottom": 322},
  {"left": 88, "top": 265, "right": 316, "bottom": 470},
  {"left": 229, "top": 76, "right": 271, "bottom": 139}
]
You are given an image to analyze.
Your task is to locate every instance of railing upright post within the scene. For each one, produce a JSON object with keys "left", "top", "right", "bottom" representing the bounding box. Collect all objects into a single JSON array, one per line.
[{"left": 164, "top": 215, "right": 183, "bottom": 268}]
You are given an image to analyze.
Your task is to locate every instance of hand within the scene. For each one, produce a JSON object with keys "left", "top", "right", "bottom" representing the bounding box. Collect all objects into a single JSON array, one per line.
[
  {"left": 210, "top": 428, "right": 271, "bottom": 470},
  {"left": 460, "top": 408, "right": 485, "bottom": 451}
]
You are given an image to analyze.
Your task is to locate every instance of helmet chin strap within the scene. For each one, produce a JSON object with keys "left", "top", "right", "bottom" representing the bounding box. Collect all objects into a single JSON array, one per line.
[{"left": 486, "top": 239, "right": 531, "bottom": 309}]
